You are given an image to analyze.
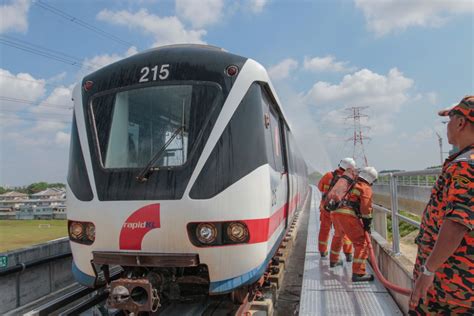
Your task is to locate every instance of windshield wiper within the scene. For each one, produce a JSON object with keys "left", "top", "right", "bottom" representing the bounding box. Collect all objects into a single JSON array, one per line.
[{"left": 136, "top": 126, "right": 184, "bottom": 183}]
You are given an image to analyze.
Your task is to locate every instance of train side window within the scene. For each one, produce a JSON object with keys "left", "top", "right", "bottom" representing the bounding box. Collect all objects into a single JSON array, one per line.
[{"left": 261, "top": 88, "right": 285, "bottom": 172}]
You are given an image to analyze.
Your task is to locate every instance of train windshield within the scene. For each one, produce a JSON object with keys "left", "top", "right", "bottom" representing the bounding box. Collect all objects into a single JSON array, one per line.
[{"left": 91, "top": 83, "right": 221, "bottom": 169}]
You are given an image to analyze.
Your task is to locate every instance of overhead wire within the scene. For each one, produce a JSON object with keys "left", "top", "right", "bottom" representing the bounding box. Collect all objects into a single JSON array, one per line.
[
  {"left": 34, "top": 0, "right": 134, "bottom": 48},
  {"left": 0, "top": 108, "right": 71, "bottom": 118},
  {"left": 0, "top": 73, "right": 69, "bottom": 89},
  {"left": 0, "top": 36, "right": 102, "bottom": 71},
  {"left": 0, "top": 114, "right": 71, "bottom": 125},
  {"left": 0, "top": 96, "right": 73, "bottom": 109}
]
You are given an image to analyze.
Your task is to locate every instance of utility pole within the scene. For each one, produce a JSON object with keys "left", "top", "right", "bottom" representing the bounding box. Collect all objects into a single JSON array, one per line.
[
  {"left": 435, "top": 132, "right": 443, "bottom": 165},
  {"left": 345, "top": 106, "right": 370, "bottom": 167}
]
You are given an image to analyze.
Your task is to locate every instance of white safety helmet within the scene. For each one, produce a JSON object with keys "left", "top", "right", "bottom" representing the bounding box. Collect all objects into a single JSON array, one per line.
[
  {"left": 359, "top": 166, "right": 378, "bottom": 184},
  {"left": 339, "top": 157, "right": 356, "bottom": 170}
]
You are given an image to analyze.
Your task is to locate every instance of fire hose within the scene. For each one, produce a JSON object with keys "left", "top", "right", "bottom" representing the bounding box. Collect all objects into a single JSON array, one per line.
[{"left": 365, "top": 230, "right": 412, "bottom": 296}]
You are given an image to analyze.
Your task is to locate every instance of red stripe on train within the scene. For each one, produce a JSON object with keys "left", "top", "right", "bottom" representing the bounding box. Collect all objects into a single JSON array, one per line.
[{"left": 243, "top": 192, "right": 300, "bottom": 244}]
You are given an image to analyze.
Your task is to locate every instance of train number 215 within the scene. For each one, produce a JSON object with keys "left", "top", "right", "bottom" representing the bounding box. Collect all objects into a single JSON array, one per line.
[{"left": 139, "top": 64, "right": 170, "bottom": 82}]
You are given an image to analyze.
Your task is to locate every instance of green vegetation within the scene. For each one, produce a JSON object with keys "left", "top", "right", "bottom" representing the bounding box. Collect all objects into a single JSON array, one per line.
[
  {"left": 0, "top": 220, "right": 68, "bottom": 253},
  {"left": 386, "top": 210, "right": 421, "bottom": 241}
]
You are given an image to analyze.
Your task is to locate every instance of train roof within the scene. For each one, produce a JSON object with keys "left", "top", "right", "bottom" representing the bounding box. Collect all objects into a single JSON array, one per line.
[{"left": 80, "top": 45, "right": 292, "bottom": 131}]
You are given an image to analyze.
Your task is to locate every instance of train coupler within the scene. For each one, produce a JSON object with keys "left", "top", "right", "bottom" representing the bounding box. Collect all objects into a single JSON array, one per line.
[{"left": 107, "top": 278, "right": 161, "bottom": 314}]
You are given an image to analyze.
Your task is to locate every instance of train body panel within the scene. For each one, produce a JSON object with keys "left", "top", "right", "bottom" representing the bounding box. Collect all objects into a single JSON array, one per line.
[{"left": 67, "top": 45, "right": 309, "bottom": 301}]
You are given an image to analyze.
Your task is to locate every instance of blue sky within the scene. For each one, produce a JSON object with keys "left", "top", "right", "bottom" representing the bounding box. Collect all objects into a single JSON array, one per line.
[{"left": 0, "top": 0, "right": 473, "bottom": 186}]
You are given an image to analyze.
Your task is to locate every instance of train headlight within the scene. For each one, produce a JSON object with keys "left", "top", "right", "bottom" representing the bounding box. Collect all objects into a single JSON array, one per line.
[
  {"left": 68, "top": 220, "right": 95, "bottom": 245},
  {"left": 226, "top": 222, "right": 249, "bottom": 243},
  {"left": 69, "top": 222, "right": 83, "bottom": 239},
  {"left": 85, "top": 223, "right": 96, "bottom": 242},
  {"left": 196, "top": 223, "right": 217, "bottom": 244}
]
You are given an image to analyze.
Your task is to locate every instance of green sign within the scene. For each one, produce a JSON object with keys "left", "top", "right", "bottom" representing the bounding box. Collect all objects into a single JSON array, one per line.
[{"left": 0, "top": 256, "right": 7, "bottom": 268}]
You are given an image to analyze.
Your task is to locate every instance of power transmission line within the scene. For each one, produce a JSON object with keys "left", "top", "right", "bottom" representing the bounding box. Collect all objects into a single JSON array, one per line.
[
  {"left": 0, "top": 114, "right": 71, "bottom": 125},
  {"left": 0, "top": 36, "right": 99, "bottom": 70},
  {"left": 0, "top": 74, "right": 68, "bottom": 89},
  {"left": 34, "top": 0, "right": 134, "bottom": 48},
  {"left": 0, "top": 96, "right": 73, "bottom": 109},
  {"left": 0, "top": 108, "right": 72, "bottom": 118}
]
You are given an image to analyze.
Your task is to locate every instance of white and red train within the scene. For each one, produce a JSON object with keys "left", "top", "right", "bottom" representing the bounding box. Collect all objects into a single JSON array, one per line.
[{"left": 66, "top": 44, "right": 309, "bottom": 311}]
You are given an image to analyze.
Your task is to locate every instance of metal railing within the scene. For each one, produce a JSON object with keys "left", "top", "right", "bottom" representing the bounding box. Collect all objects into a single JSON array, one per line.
[
  {"left": 373, "top": 168, "right": 441, "bottom": 255},
  {"left": 378, "top": 170, "right": 440, "bottom": 187}
]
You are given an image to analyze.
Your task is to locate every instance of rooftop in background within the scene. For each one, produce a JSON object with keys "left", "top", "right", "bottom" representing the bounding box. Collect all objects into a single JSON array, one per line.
[{"left": 0, "top": 191, "right": 29, "bottom": 200}]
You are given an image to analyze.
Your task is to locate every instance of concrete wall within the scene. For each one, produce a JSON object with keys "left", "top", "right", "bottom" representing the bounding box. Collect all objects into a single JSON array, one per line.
[
  {"left": 0, "top": 238, "right": 74, "bottom": 314},
  {"left": 370, "top": 232, "right": 414, "bottom": 315}
]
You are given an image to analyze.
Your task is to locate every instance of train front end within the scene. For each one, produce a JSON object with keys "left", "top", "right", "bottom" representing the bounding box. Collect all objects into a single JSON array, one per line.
[{"left": 66, "top": 45, "right": 296, "bottom": 312}]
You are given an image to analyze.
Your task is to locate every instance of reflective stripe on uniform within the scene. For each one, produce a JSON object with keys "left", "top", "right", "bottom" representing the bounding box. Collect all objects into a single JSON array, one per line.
[
  {"left": 319, "top": 241, "right": 328, "bottom": 245},
  {"left": 323, "top": 185, "right": 330, "bottom": 190},
  {"left": 351, "top": 189, "right": 361, "bottom": 196},
  {"left": 360, "top": 214, "right": 372, "bottom": 219},
  {"left": 331, "top": 250, "right": 340, "bottom": 255},
  {"left": 343, "top": 240, "right": 352, "bottom": 245},
  {"left": 333, "top": 208, "right": 358, "bottom": 217},
  {"left": 353, "top": 258, "right": 366, "bottom": 264}
]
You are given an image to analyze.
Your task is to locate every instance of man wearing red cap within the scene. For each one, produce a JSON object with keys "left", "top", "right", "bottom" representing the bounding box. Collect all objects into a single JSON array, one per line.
[{"left": 409, "top": 96, "right": 474, "bottom": 314}]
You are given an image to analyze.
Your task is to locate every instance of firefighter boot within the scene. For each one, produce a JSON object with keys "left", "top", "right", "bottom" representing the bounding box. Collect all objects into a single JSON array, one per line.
[
  {"left": 352, "top": 273, "right": 374, "bottom": 282},
  {"left": 330, "top": 260, "right": 343, "bottom": 268},
  {"left": 345, "top": 253, "right": 353, "bottom": 262}
]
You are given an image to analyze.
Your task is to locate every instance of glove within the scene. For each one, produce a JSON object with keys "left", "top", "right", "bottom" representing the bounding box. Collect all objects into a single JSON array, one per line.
[{"left": 362, "top": 218, "right": 372, "bottom": 233}]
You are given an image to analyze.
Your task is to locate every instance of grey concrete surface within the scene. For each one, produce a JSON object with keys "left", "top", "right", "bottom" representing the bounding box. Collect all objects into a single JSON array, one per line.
[
  {"left": 0, "top": 237, "right": 74, "bottom": 314},
  {"left": 299, "top": 186, "right": 403, "bottom": 316}
]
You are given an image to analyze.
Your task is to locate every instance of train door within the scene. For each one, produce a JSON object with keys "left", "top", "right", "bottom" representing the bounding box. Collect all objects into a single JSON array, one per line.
[{"left": 262, "top": 87, "right": 289, "bottom": 230}]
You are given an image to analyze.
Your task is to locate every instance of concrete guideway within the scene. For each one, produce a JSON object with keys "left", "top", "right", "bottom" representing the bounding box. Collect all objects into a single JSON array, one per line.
[{"left": 299, "top": 186, "right": 402, "bottom": 315}]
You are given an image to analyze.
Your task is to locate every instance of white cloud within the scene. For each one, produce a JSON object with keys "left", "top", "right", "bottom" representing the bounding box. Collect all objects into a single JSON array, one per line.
[
  {"left": 304, "top": 55, "right": 356, "bottom": 73},
  {"left": 248, "top": 0, "right": 268, "bottom": 13},
  {"left": 306, "top": 67, "right": 414, "bottom": 138},
  {"left": 97, "top": 9, "right": 206, "bottom": 47},
  {"left": 0, "top": 0, "right": 31, "bottom": 34},
  {"left": 268, "top": 58, "right": 298, "bottom": 80},
  {"left": 355, "top": 0, "right": 474, "bottom": 37},
  {"left": 80, "top": 46, "right": 138, "bottom": 76},
  {"left": 305, "top": 68, "right": 413, "bottom": 110},
  {"left": 0, "top": 72, "right": 72, "bottom": 168},
  {"left": 55, "top": 131, "right": 70, "bottom": 146},
  {"left": 0, "top": 68, "right": 46, "bottom": 108},
  {"left": 176, "top": 0, "right": 224, "bottom": 27}
]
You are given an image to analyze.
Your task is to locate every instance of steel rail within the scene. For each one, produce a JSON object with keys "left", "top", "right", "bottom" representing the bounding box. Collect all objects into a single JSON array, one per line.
[
  {"left": 23, "top": 268, "right": 122, "bottom": 316},
  {"left": 23, "top": 285, "right": 98, "bottom": 316},
  {"left": 57, "top": 290, "right": 110, "bottom": 316}
]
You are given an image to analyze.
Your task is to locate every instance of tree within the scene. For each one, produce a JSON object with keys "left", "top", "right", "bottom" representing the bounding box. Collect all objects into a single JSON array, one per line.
[
  {"left": 0, "top": 186, "right": 6, "bottom": 194},
  {"left": 27, "top": 182, "right": 49, "bottom": 194},
  {"left": 48, "top": 183, "right": 65, "bottom": 189}
]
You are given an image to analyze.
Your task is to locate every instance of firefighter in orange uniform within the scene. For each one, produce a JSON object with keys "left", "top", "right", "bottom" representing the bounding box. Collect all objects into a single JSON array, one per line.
[
  {"left": 317, "top": 158, "right": 355, "bottom": 260},
  {"left": 409, "top": 96, "right": 474, "bottom": 314},
  {"left": 330, "top": 166, "right": 378, "bottom": 281}
]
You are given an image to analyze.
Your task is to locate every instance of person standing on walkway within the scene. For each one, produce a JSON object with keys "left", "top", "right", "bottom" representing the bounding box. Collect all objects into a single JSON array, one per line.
[
  {"left": 409, "top": 96, "right": 474, "bottom": 314},
  {"left": 317, "top": 158, "right": 355, "bottom": 260},
  {"left": 329, "top": 166, "right": 378, "bottom": 281}
]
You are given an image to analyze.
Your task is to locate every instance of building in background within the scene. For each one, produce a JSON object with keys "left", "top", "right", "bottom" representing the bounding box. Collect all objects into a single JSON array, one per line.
[{"left": 0, "top": 189, "right": 66, "bottom": 220}]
